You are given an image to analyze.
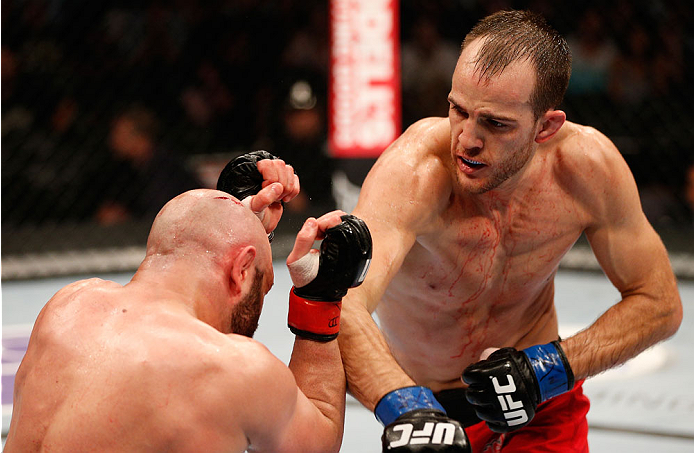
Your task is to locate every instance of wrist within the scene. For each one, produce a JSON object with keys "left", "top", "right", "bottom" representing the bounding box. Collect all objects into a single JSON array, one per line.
[
  {"left": 522, "top": 340, "right": 574, "bottom": 403},
  {"left": 374, "top": 386, "right": 446, "bottom": 426},
  {"left": 288, "top": 287, "right": 341, "bottom": 341}
]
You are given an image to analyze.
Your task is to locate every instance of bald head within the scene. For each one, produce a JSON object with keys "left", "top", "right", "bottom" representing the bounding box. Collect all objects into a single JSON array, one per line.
[{"left": 145, "top": 189, "right": 271, "bottom": 269}]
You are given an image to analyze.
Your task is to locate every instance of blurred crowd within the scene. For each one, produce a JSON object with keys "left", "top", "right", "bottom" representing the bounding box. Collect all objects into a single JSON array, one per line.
[{"left": 2, "top": 0, "right": 694, "bottom": 231}]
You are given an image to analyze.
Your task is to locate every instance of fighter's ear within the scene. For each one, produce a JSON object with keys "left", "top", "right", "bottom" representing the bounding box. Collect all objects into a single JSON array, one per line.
[
  {"left": 535, "top": 109, "right": 566, "bottom": 143},
  {"left": 230, "top": 246, "right": 256, "bottom": 291}
]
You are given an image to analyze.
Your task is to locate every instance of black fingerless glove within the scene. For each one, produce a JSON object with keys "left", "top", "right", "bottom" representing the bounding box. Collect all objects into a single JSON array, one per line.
[
  {"left": 288, "top": 215, "right": 372, "bottom": 341},
  {"left": 462, "top": 341, "right": 574, "bottom": 433},
  {"left": 216, "top": 150, "right": 279, "bottom": 200}
]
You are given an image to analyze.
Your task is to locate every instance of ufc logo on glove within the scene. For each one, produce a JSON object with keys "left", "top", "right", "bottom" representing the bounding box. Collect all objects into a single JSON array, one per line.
[
  {"left": 388, "top": 421, "right": 457, "bottom": 447},
  {"left": 463, "top": 342, "right": 575, "bottom": 433},
  {"left": 377, "top": 387, "right": 470, "bottom": 451},
  {"left": 491, "top": 375, "right": 528, "bottom": 427}
]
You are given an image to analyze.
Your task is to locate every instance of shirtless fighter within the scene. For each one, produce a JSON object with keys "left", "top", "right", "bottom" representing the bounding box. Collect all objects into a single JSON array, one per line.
[
  {"left": 336, "top": 10, "right": 683, "bottom": 452},
  {"left": 5, "top": 155, "right": 373, "bottom": 452}
]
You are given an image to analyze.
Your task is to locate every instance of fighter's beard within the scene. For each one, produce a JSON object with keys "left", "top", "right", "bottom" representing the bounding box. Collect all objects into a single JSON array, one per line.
[
  {"left": 455, "top": 138, "right": 535, "bottom": 194},
  {"left": 230, "top": 270, "right": 264, "bottom": 337}
]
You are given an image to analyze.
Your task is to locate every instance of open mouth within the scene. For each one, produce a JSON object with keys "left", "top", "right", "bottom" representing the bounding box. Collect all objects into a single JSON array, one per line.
[{"left": 459, "top": 156, "right": 486, "bottom": 171}]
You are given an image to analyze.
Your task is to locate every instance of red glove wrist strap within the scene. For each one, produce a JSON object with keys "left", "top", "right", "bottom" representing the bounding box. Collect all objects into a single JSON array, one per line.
[{"left": 288, "top": 287, "right": 341, "bottom": 336}]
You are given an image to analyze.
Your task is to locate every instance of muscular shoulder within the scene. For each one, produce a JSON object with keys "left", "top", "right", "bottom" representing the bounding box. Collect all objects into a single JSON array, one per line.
[
  {"left": 550, "top": 121, "right": 639, "bottom": 223},
  {"left": 38, "top": 279, "right": 121, "bottom": 322},
  {"left": 400, "top": 116, "right": 451, "bottom": 150},
  {"left": 199, "top": 335, "right": 296, "bottom": 402},
  {"left": 356, "top": 117, "right": 452, "bottom": 229},
  {"left": 52, "top": 278, "right": 120, "bottom": 299},
  {"left": 381, "top": 117, "right": 451, "bottom": 176},
  {"left": 553, "top": 121, "right": 621, "bottom": 168},
  {"left": 221, "top": 336, "right": 291, "bottom": 378},
  {"left": 196, "top": 335, "right": 298, "bottom": 430}
]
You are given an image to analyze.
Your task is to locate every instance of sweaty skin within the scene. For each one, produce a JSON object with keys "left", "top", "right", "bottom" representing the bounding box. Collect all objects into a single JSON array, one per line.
[
  {"left": 5, "top": 188, "right": 346, "bottom": 453},
  {"left": 338, "top": 38, "right": 682, "bottom": 408}
]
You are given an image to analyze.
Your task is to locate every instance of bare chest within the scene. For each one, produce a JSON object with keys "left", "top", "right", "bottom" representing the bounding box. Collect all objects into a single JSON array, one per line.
[
  {"left": 415, "top": 198, "right": 580, "bottom": 298},
  {"left": 376, "top": 189, "right": 585, "bottom": 385}
]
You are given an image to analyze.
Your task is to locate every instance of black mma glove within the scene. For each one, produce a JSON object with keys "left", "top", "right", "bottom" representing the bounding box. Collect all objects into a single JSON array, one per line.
[
  {"left": 216, "top": 150, "right": 279, "bottom": 200},
  {"left": 462, "top": 341, "right": 574, "bottom": 433},
  {"left": 377, "top": 387, "right": 470, "bottom": 452},
  {"left": 288, "top": 214, "right": 372, "bottom": 341}
]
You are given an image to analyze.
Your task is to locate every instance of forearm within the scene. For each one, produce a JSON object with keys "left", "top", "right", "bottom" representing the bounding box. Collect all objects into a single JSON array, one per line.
[
  {"left": 561, "top": 287, "right": 682, "bottom": 381},
  {"left": 338, "top": 299, "right": 415, "bottom": 411},
  {"left": 462, "top": 289, "right": 680, "bottom": 435},
  {"left": 289, "top": 337, "right": 346, "bottom": 443},
  {"left": 574, "top": 161, "right": 684, "bottom": 381}
]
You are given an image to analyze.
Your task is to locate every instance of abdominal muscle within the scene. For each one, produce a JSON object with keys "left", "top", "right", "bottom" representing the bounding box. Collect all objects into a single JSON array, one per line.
[{"left": 375, "top": 235, "right": 564, "bottom": 391}]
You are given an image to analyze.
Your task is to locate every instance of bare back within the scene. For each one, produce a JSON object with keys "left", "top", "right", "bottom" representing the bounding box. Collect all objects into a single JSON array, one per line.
[
  {"left": 6, "top": 279, "right": 277, "bottom": 452},
  {"left": 8, "top": 188, "right": 348, "bottom": 453},
  {"left": 353, "top": 118, "right": 607, "bottom": 390}
]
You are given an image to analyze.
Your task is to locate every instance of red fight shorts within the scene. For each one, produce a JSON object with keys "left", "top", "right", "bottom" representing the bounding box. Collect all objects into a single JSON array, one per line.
[{"left": 437, "top": 381, "right": 589, "bottom": 452}]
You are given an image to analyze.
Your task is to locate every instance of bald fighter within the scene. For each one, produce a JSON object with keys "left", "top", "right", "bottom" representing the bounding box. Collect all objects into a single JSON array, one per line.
[
  {"left": 335, "top": 10, "right": 683, "bottom": 452},
  {"left": 6, "top": 183, "right": 372, "bottom": 451}
]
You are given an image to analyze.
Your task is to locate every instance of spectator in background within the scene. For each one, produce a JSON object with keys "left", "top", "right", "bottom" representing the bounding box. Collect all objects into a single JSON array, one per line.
[
  {"left": 651, "top": 20, "right": 685, "bottom": 97},
  {"left": 1, "top": 90, "right": 102, "bottom": 226},
  {"left": 609, "top": 24, "right": 653, "bottom": 107},
  {"left": 2, "top": 0, "right": 693, "bottom": 236},
  {"left": 279, "top": 2, "right": 330, "bottom": 79},
  {"left": 401, "top": 16, "right": 459, "bottom": 126},
  {"left": 639, "top": 183, "right": 690, "bottom": 227},
  {"left": 178, "top": 59, "right": 235, "bottom": 153},
  {"left": 271, "top": 76, "right": 334, "bottom": 214},
  {"left": 276, "top": 0, "right": 329, "bottom": 63},
  {"left": 92, "top": 104, "right": 201, "bottom": 225},
  {"left": 1, "top": 46, "right": 36, "bottom": 138},
  {"left": 565, "top": 8, "right": 617, "bottom": 98}
]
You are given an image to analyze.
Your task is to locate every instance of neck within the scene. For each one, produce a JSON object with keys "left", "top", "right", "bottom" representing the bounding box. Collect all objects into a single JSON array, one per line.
[
  {"left": 467, "top": 148, "right": 544, "bottom": 213},
  {"left": 130, "top": 256, "right": 232, "bottom": 331}
]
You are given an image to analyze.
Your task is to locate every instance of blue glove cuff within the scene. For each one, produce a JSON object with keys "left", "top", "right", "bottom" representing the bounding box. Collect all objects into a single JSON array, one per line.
[
  {"left": 522, "top": 341, "right": 575, "bottom": 403},
  {"left": 374, "top": 386, "right": 446, "bottom": 426}
]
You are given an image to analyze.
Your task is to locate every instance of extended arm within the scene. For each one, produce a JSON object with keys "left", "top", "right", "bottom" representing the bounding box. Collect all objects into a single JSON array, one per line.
[
  {"left": 338, "top": 124, "right": 449, "bottom": 410},
  {"left": 337, "top": 120, "right": 471, "bottom": 451},
  {"left": 338, "top": 218, "right": 418, "bottom": 410},
  {"left": 256, "top": 211, "right": 372, "bottom": 452}
]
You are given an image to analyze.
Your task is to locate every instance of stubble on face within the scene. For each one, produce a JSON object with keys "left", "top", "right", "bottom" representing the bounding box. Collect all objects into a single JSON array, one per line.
[
  {"left": 453, "top": 129, "right": 536, "bottom": 194},
  {"left": 229, "top": 269, "right": 264, "bottom": 337},
  {"left": 450, "top": 39, "right": 540, "bottom": 195}
]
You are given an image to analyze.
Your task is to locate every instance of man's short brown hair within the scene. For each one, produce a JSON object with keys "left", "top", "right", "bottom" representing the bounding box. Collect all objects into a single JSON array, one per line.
[{"left": 462, "top": 10, "right": 572, "bottom": 119}]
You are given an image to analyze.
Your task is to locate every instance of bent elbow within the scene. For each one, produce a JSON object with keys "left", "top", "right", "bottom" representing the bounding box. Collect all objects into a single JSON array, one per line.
[
  {"left": 312, "top": 429, "right": 343, "bottom": 453},
  {"left": 664, "top": 295, "right": 683, "bottom": 339},
  {"left": 309, "top": 416, "right": 344, "bottom": 453}
]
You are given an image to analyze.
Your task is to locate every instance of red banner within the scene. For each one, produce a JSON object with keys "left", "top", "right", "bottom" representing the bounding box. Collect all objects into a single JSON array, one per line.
[{"left": 329, "top": 0, "right": 401, "bottom": 158}]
